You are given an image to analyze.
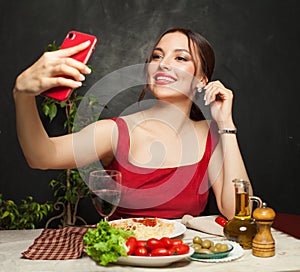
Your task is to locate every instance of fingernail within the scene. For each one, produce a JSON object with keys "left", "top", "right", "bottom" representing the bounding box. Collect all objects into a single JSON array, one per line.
[
  {"left": 76, "top": 81, "right": 82, "bottom": 87},
  {"left": 84, "top": 40, "right": 91, "bottom": 45},
  {"left": 86, "top": 67, "right": 92, "bottom": 74},
  {"left": 79, "top": 74, "right": 85, "bottom": 81}
]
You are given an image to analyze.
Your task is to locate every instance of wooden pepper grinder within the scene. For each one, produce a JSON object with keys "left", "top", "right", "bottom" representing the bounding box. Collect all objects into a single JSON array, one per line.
[{"left": 252, "top": 202, "right": 276, "bottom": 257}]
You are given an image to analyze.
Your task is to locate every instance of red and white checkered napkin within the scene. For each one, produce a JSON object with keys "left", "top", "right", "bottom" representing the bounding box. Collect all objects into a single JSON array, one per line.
[{"left": 22, "top": 227, "right": 88, "bottom": 260}]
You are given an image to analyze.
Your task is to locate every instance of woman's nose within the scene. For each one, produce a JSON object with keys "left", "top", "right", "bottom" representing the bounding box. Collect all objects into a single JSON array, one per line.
[{"left": 159, "top": 58, "right": 172, "bottom": 70}]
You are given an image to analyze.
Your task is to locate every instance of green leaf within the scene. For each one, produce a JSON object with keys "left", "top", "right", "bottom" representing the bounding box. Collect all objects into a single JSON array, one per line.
[
  {"left": 60, "top": 101, "right": 67, "bottom": 108},
  {"left": 48, "top": 103, "right": 58, "bottom": 122},
  {"left": 83, "top": 221, "right": 133, "bottom": 266},
  {"left": 42, "top": 104, "right": 50, "bottom": 116},
  {"left": 0, "top": 195, "right": 53, "bottom": 229},
  {"left": 1, "top": 211, "right": 10, "bottom": 219},
  {"left": 45, "top": 41, "right": 60, "bottom": 52}
]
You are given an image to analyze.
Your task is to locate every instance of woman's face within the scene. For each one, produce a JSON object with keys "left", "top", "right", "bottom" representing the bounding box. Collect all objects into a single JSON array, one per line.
[{"left": 147, "top": 32, "right": 201, "bottom": 102}]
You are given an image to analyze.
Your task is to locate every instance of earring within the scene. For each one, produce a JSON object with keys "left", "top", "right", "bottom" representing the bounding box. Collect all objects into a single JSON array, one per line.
[
  {"left": 196, "top": 82, "right": 205, "bottom": 93},
  {"left": 197, "top": 86, "right": 203, "bottom": 93}
]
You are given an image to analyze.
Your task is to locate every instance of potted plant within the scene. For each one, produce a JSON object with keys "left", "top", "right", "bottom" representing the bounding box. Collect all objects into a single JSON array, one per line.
[
  {"left": 42, "top": 42, "right": 101, "bottom": 228},
  {"left": 0, "top": 194, "right": 53, "bottom": 230}
]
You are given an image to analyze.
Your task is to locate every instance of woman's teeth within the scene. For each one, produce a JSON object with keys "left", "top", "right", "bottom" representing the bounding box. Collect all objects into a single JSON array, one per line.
[{"left": 156, "top": 76, "right": 176, "bottom": 83}]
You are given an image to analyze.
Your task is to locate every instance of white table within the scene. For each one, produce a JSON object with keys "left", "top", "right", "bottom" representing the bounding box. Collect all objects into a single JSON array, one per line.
[{"left": 1, "top": 221, "right": 300, "bottom": 272}]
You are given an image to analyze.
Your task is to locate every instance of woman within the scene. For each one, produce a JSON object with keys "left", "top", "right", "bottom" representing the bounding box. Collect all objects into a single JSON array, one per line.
[{"left": 13, "top": 27, "right": 251, "bottom": 220}]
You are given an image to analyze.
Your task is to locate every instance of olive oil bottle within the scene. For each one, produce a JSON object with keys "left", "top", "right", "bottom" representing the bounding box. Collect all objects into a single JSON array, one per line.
[{"left": 223, "top": 179, "right": 262, "bottom": 250}]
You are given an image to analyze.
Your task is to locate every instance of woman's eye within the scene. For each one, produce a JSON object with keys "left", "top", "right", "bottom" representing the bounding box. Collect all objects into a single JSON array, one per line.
[
  {"left": 176, "top": 56, "right": 188, "bottom": 61},
  {"left": 151, "top": 54, "right": 162, "bottom": 60}
]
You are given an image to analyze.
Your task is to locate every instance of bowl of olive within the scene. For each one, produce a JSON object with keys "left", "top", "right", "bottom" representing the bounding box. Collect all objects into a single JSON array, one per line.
[{"left": 190, "top": 236, "right": 233, "bottom": 260}]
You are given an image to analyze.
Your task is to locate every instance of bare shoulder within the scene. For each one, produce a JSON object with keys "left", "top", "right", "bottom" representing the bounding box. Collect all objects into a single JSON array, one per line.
[
  {"left": 120, "top": 112, "right": 141, "bottom": 122},
  {"left": 89, "top": 119, "right": 119, "bottom": 142},
  {"left": 116, "top": 112, "right": 144, "bottom": 130},
  {"left": 92, "top": 119, "right": 119, "bottom": 164},
  {"left": 94, "top": 118, "right": 117, "bottom": 128},
  {"left": 93, "top": 114, "right": 142, "bottom": 134}
]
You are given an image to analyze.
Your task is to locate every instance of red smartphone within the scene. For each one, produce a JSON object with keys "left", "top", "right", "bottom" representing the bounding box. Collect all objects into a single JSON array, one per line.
[{"left": 42, "top": 30, "right": 97, "bottom": 101}]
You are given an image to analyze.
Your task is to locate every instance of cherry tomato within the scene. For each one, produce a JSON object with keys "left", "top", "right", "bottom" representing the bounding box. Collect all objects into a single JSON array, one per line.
[
  {"left": 147, "top": 238, "right": 164, "bottom": 251},
  {"left": 126, "top": 236, "right": 137, "bottom": 255},
  {"left": 168, "top": 247, "right": 178, "bottom": 255},
  {"left": 134, "top": 246, "right": 148, "bottom": 256},
  {"left": 215, "top": 216, "right": 227, "bottom": 227},
  {"left": 151, "top": 248, "right": 170, "bottom": 256},
  {"left": 172, "top": 244, "right": 190, "bottom": 255},
  {"left": 160, "top": 237, "right": 173, "bottom": 249},
  {"left": 136, "top": 240, "right": 147, "bottom": 247},
  {"left": 169, "top": 244, "right": 190, "bottom": 255},
  {"left": 170, "top": 239, "right": 183, "bottom": 247}
]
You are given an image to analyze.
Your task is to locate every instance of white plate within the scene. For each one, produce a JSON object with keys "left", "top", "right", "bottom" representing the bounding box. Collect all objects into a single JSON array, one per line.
[
  {"left": 117, "top": 247, "right": 194, "bottom": 267},
  {"left": 189, "top": 240, "right": 244, "bottom": 263},
  {"left": 110, "top": 218, "right": 186, "bottom": 240}
]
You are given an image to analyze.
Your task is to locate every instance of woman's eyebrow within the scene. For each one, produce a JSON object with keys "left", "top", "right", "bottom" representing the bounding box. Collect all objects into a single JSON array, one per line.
[
  {"left": 175, "top": 49, "right": 191, "bottom": 55},
  {"left": 153, "top": 47, "right": 191, "bottom": 55},
  {"left": 153, "top": 47, "right": 163, "bottom": 52}
]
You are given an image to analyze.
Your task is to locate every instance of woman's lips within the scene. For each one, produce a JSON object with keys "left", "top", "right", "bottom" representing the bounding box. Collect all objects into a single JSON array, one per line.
[{"left": 154, "top": 73, "right": 177, "bottom": 85}]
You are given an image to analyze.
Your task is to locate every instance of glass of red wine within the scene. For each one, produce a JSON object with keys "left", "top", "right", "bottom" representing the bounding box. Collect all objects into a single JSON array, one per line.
[{"left": 89, "top": 170, "right": 122, "bottom": 222}]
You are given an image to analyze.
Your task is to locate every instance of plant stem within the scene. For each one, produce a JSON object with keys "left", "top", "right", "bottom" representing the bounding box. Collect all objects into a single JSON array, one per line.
[
  {"left": 66, "top": 168, "right": 72, "bottom": 225},
  {"left": 65, "top": 98, "right": 73, "bottom": 226}
]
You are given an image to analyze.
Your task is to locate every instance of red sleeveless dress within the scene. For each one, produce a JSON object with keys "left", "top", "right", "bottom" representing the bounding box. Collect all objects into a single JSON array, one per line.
[{"left": 106, "top": 118, "right": 219, "bottom": 219}]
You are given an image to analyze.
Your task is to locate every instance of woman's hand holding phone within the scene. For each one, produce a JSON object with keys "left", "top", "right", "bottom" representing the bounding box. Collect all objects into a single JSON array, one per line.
[{"left": 14, "top": 31, "right": 97, "bottom": 101}]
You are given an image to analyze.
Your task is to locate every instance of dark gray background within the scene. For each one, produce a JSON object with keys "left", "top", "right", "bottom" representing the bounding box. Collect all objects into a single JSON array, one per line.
[{"left": 1, "top": 0, "right": 299, "bottom": 225}]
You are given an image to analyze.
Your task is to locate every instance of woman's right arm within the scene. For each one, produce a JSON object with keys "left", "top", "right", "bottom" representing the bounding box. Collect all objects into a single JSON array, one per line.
[{"left": 13, "top": 41, "right": 98, "bottom": 169}]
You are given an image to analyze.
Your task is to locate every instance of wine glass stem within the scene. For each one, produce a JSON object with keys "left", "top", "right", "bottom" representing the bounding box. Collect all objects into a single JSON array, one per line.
[{"left": 103, "top": 216, "right": 108, "bottom": 222}]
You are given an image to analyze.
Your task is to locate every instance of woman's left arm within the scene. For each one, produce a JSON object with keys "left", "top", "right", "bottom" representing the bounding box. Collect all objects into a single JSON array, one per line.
[{"left": 205, "top": 80, "right": 252, "bottom": 219}]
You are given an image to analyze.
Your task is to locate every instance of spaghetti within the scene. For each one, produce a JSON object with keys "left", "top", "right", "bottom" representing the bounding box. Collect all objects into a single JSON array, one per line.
[{"left": 110, "top": 218, "right": 175, "bottom": 239}]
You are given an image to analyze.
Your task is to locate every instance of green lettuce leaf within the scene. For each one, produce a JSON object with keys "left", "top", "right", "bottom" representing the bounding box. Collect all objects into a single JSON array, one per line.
[{"left": 83, "top": 220, "right": 134, "bottom": 266}]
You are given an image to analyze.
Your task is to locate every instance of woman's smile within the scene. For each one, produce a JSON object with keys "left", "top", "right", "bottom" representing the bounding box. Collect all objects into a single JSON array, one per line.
[{"left": 154, "top": 72, "right": 177, "bottom": 85}]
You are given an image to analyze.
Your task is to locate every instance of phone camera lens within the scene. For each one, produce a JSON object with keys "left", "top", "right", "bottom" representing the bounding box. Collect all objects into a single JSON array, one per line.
[{"left": 67, "top": 32, "right": 75, "bottom": 40}]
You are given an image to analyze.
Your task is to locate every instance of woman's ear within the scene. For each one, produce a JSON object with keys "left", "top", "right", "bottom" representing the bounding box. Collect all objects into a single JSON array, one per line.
[
  {"left": 195, "top": 76, "right": 208, "bottom": 93},
  {"left": 200, "top": 76, "right": 208, "bottom": 86}
]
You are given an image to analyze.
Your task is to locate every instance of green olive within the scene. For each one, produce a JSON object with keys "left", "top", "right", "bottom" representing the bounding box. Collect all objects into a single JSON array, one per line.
[
  {"left": 191, "top": 236, "right": 230, "bottom": 254},
  {"left": 213, "top": 247, "right": 220, "bottom": 253},
  {"left": 192, "top": 244, "right": 203, "bottom": 253},
  {"left": 193, "top": 236, "right": 203, "bottom": 245},
  {"left": 209, "top": 245, "right": 215, "bottom": 252},
  {"left": 196, "top": 248, "right": 213, "bottom": 254},
  {"left": 218, "top": 244, "right": 229, "bottom": 252},
  {"left": 215, "top": 243, "right": 223, "bottom": 249},
  {"left": 201, "top": 240, "right": 211, "bottom": 249}
]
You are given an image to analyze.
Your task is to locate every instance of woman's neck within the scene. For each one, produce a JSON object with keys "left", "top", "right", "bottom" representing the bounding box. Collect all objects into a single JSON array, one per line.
[{"left": 141, "top": 99, "right": 193, "bottom": 132}]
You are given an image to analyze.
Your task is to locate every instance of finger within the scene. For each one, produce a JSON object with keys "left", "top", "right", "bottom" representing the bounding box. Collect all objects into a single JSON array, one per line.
[
  {"left": 206, "top": 80, "right": 224, "bottom": 89},
  {"left": 204, "top": 81, "right": 225, "bottom": 98},
  {"left": 205, "top": 87, "right": 219, "bottom": 105},
  {"left": 40, "top": 52, "right": 91, "bottom": 76},
  {"left": 204, "top": 84, "right": 218, "bottom": 102},
  {"left": 205, "top": 86, "right": 229, "bottom": 105},
  {"left": 56, "top": 40, "right": 91, "bottom": 57},
  {"left": 45, "top": 77, "right": 83, "bottom": 90},
  {"left": 51, "top": 62, "right": 86, "bottom": 81},
  {"left": 62, "top": 57, "right": 92, "bottom": 74},
  {"left": 27, "top": 77, "right": 82, "bottom": 95}
]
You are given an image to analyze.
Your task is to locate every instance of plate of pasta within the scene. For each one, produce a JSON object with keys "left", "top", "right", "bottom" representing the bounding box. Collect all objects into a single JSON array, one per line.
[{"left": 110, "top": 217, "right": 186, "bottom": 240}]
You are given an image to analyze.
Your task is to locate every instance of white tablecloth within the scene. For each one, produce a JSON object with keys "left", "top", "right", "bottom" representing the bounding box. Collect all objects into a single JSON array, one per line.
[{"left": 1, "top": 218, "right": 300, "bottom": 272}]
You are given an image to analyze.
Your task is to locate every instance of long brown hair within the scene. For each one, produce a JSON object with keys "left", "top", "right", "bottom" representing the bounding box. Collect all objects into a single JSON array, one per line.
[{"left": 139, "top": 27, "right": 215, "bottom": 121}]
